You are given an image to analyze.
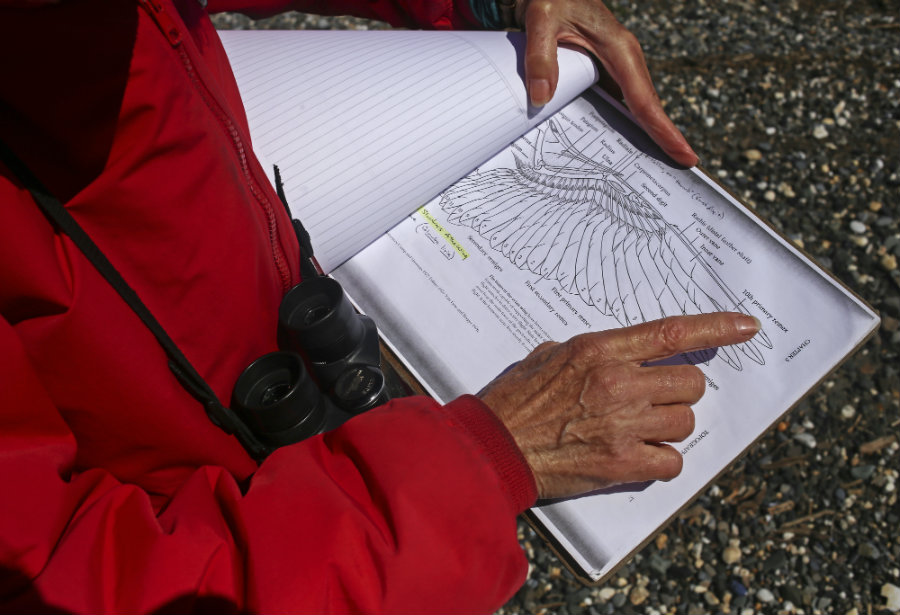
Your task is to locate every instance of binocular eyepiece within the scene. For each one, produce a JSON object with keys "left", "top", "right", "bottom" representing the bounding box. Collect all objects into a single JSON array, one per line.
[{"left": 232, "top": 276, "right": 388, "bottom": 447}]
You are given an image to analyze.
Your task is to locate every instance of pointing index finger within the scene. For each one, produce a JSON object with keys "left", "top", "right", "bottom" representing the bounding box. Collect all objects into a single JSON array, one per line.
[{"left": 598, "top": 313, "right": 761, "bottom": 364}]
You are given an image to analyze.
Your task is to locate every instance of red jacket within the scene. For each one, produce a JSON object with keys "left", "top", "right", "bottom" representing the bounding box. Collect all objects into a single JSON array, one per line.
[{"left": 0, "top": 1, "right": 537, "bottom": 612}]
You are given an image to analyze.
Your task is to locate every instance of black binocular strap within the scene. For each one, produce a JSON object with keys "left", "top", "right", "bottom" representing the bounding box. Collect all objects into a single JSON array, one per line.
[
  {"left": 273, "top": 164, "right": 319, "bottom": 281},
  {"left": 0, "top": 139, "right": 271, "bottom": 459}
]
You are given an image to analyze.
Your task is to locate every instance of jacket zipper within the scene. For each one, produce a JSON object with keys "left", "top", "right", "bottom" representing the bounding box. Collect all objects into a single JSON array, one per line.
[
  {"left": 138, "top": 0, "right": 182, "bottom": 46},
  {"left": 137, "top": 0, "right": 294, "bottom": 292}
]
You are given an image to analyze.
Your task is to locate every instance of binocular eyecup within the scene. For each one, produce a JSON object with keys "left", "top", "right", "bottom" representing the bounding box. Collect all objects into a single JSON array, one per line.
[
  {"left": 232, "top": 276, "right": 388, "bottom": 448},
  {"left": 232, "top": 351, "right": 348, "bottom": 446}
]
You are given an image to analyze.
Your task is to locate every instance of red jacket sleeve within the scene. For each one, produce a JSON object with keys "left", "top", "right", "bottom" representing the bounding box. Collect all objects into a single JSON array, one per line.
[
  {"left": 205, "top": 0, "right": 482, "bottom": 29},
  {"left": 0, "top": 2, "right": 530, "bottom": 611},
  {"left": 0, "top": 315, "right": 536, "bottom": 613}
]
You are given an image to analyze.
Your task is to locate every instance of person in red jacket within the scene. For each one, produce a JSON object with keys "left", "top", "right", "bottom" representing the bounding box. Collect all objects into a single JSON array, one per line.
[{"left": 0, "top": 0, "right": 757, "bottom": 613}]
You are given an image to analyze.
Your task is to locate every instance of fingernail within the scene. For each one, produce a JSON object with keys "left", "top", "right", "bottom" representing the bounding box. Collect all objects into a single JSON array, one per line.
[
  {"left": 529, "top": 79, "right": 551, "bottom": 106},
  {"left": 737, "top": 315, "right": 761, "bottom": 337}
]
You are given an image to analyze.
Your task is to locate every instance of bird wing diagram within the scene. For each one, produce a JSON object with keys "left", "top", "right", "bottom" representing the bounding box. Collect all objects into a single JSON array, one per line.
[{"left": 439, "top": 119, "right": 773, "bottom": 370}]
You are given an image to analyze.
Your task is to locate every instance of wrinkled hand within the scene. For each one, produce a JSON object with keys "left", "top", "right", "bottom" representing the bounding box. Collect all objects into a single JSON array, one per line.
[
  {"left": 478, "top": 313, "right": 760, "bottom": 499},
  {"left": 517, "top": 0, "right": 698, "bottom": 166}
]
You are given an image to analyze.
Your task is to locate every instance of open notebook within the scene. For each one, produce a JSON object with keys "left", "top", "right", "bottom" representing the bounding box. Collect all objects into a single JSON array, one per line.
[
  {"left": 220, "top": 29, "right": 597, "bottom": 272},
  {"left": 219, "top": 29, "right": 879, "bottom": 582}
]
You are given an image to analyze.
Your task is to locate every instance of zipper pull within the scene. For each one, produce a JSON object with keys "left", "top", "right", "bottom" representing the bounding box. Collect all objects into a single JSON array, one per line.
[{"left": 138, "top": 0, "right": 183, "bottom": 47}]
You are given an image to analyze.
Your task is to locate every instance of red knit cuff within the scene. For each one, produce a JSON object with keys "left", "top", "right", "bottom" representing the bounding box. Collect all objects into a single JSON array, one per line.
[{"left": 438, "top": 395, "right": 538, "bottom": 514}]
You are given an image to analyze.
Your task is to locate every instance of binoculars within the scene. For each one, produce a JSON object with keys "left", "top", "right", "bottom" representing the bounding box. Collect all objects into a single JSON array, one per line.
[{"left": 231, "top": 276, "right": 388, "bottom": 448}]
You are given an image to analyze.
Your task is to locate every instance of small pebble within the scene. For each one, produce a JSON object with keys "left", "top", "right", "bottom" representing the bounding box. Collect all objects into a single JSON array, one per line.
[
  {"left": 730, "top": 579, "right": 748, "bottom": 597},
  {"left": 882, "top": 583, "right": 900, "bottom": 611},
  {"left": 598, "top": 587, "right": 616, "bottom": 602},
  {"left": 859, "top": 542, "right": 881, "bottom": 559},
  {"left": 850, "top": 220, "right": 867, "bottom": 234},
  {"left": 629, "top": 586, "right": 649, "bottom": 605},
  {"left": 743, "top": 149, "right": 762, "bottom": 162},
  {"left": 794, "top": 432, "right": 817, "bottom": 448},
  {"left": 703, "top": 591, "right": 720, "bottom": 606},
  {"left": 655, "top": 533, "right": 668, "bottom": 550},
  {"left": 756, "top": 588, "right": 776, "bottom": 603},
  {"left": 778, "top": 182, "right": 796, "bottom": 198},
  {"left": 723, "top": 545, "right": 742, "bottom": 564},
  {"left": 851, "top": 464, "right": 876, "bottom": 480}
]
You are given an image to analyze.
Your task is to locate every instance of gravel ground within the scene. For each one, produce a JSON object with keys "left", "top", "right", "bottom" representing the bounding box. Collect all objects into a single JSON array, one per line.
[{"left": 213, "top": 3, "right": 899, "bottom": 613}]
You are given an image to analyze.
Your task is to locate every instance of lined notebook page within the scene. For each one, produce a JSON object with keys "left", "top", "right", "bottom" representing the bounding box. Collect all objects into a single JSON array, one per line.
[{"left": 218, "top": 30, "right": 597, "bottom": 272}]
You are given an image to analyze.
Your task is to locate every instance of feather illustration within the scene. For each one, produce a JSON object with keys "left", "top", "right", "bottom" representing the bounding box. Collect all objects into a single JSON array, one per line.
[{"left": 441, "top": 120, "right": 772, "bottom": 370}]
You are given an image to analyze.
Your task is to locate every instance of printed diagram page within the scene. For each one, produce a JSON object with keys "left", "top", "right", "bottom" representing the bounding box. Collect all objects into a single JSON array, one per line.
[
  {"left": 333, "top": 88, "right": 879, "bottom": 581},
  {"left": 218, "top": 29, "right": 597, "bottom": 272}
]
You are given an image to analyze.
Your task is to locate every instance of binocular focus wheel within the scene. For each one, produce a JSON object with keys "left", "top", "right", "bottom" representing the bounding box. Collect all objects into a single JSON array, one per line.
[{"left": 334, "top": 365, "right": 388, "bottom": 414}]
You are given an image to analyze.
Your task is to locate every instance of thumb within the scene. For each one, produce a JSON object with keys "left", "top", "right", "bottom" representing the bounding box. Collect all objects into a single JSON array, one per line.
[{"left": 523, "top": 7, "right": 560, "bottom": 106}]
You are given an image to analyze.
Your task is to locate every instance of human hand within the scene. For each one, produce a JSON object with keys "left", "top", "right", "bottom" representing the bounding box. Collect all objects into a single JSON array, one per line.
[
  {"left": 478, "top": 313, "right": 760, "bottom": 499},
  {"left": 516, "top": 0, "right": 698, "bottom": 166}
]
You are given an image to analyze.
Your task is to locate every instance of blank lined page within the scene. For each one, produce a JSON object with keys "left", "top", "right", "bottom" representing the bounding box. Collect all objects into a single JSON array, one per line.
[{"left": 219, "top": 30, "right": 597, "bottom": 272}]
